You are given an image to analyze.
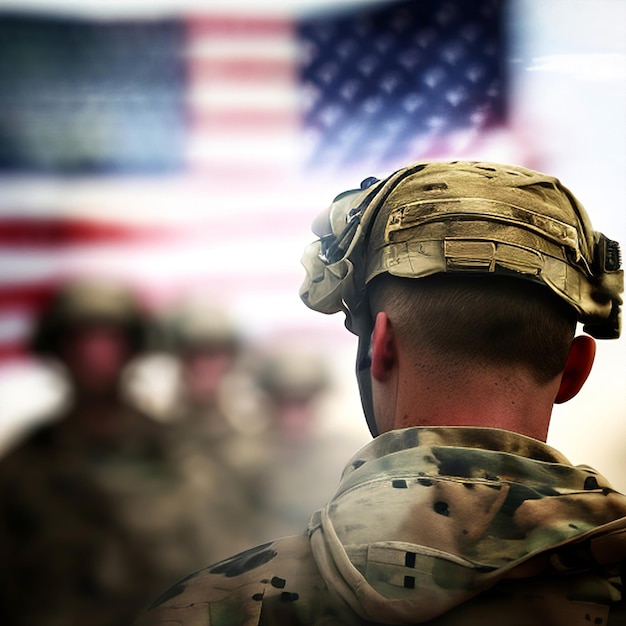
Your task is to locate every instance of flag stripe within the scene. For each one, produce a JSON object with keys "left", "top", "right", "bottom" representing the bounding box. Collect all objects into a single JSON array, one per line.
[
  {"left": 188, "top": 83, "right": 298, "bottom": 109},
  {"left": 187, "top": 15, "right": 292, "bottom": 38},
  {"left": 0, "top": 284, "right": 59, "bottom": 308},
  {"left": 189, "top": 58, "right": 295, "bottom": 83},
  {"left": 0, "top": 218, "right": 175, "bottom": 247},
  {"left": 0, "top": 207, "right": 316, "bottom": 246},
  {"left": 190, "top": 109, "right": 298, "bottom": 133}
]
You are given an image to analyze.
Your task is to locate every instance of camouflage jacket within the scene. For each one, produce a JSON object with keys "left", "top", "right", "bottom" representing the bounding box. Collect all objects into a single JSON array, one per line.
[
  {"left": 136, "top": 427, "right": 626, "bottom": 625},
  {"left": 0, "top": 403, "right": 223, "bottom": 626}
]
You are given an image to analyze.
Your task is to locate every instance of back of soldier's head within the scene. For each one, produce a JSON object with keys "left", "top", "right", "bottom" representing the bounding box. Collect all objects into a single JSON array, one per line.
[
  {"left": 368, "top": 272, "right": 576, "bottom": 385},
  {"left": 300, "top": 161, "right": 623, "bottom": 435}
]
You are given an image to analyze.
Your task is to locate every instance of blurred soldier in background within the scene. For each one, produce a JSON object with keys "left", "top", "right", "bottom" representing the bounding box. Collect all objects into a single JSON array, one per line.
[
  {"left": 152, "top": 301, "right": 365, "bottom": 549},
  {"left": 253, "top": 345, "right": 363, "bottom": 538},
  {"left": 157, "top": 298, "right": 270, "bottom": 558},
  {"left": 160, "top": 298, "right": 243, "bottom": 434},
  {"left": 255, "top": 346, "right": 330, "bottom": 445},
  {"left": 0, "top": 279, "right": 212, "bottom": 625}
]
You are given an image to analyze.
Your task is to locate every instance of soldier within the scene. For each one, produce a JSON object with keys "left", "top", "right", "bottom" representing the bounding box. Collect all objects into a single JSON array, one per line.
[
  {"left": 159, "top": 298, "right": 271, "bottom": 560},
  {"left": 136, "top": 161, "right": 626, "bottom": 625},
  {"left": 253, "top": 345, "right": 368, "bottom": 538},
  {"left": 254, "top": 345, "right": 330, "bottom": 444},
  {"left": 159, "top": 298, "right": 243, "bottom": 435},
  {"left": 0, "top": 279, "right": 210, "bottom": 625}
]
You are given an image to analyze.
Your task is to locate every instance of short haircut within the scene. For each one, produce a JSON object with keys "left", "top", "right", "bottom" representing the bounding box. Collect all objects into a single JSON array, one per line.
[{"left": 368, "top": 273, "right": 578, "bottom": 385}]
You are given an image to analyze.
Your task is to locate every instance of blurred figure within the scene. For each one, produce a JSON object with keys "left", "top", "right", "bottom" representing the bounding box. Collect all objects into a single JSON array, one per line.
[
  {"left": 256, "top": 346, "right": 330, "bottom": 444},
  {"left": 252, "top": 345, "right": 361, "bottom": 538},
  {"left": 162, "top": 298, "right": 243, "bottom": 434},
  {"left": 156, "top": 298, "right": 270, "bottom": 557},
  {"left": 0, "top": 279, "right": 209, "bottom": 625}
]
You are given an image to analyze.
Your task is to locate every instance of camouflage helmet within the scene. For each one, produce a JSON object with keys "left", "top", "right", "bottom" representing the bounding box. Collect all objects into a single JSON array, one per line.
[
  {"left": 163, "top": 299, "right": 240, "bottom": 355},
  {"left": 300, "top": 161, "right": 623, "bottom": 435},
  {"left": 256, "top": 347, "right": 330, "bottom": 402},
  {"left": 30, "top": 279, "right": 149, "bottom": 356},
  {"left": 301, "top": 161, "right": 622, "bottom": 338}
]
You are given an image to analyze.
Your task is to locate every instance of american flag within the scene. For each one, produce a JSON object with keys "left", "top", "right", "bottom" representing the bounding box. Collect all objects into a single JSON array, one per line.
[
  {"left": 298, "top": 0, "right": 508, "bottom": 173},
  {"left": 0, "top": 0, "right": 517, "bottom": 365}
]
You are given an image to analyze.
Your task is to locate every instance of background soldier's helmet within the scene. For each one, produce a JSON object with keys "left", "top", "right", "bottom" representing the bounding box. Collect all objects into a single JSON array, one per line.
[
  {"left": 162, "top": 299, "right": 241, "bottom": 355},
  {"left": 30, "top": 279, "right": 149, "bottom": 356},
  {"left": 300, "top": 161, "right": 623, "bottom": 436},
  {"left": 301, "top": 161, "right": 623, "bottom": 339},
  {"left": 255, "top": 347, "right": 330, "bottom": 403}
]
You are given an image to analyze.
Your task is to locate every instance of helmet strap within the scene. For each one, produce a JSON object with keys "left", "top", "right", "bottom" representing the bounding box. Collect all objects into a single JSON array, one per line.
[{"left": 351, "top": 303, "right": 378, "bottom": 437}]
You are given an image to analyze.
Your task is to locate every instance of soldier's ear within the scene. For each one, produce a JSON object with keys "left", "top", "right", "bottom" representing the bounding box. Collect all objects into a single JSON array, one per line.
[
  {"left": 555, "top": 335, "right": 596, "bottom": 404},
  {"left": 371, "top": 312, "right": 397, "bottom": 382}
]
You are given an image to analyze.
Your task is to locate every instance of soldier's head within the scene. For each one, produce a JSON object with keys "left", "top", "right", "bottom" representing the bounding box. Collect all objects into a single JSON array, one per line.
[
  {"left": 31, "top": 278, "right": 148, "bottom": 395},
  {"left": 300, "top": 161, "right": 623, "bottom": 437},
  {"left": 255, "top": 347, "right": 330, "bottom": 441},
  {"left": 163, "top": 298, "right": 241, "bottom": 407}
]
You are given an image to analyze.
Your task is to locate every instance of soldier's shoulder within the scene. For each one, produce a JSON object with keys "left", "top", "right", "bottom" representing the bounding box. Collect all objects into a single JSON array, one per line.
[{"left": 134, "top": 534, "right": 325, "bottom": 626}]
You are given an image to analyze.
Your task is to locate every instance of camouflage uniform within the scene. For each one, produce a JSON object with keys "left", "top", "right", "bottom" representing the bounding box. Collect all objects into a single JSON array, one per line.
[
  {"left": 159, "top": 299, "right": 273, "bottom": 560},
  {"left": 251, "top": 346, "right": 365, "bottom": 538},
  {"left": 164, "top": 396, "right": 274, "bottom": 563},
  {"left": 0, "top": 404, "right": 206, "bottom": 626},
  {"left": 136, "top": 427, "right": 626, "bottom": 625},
  {"left": 136, "top": 161, "right": 625, "bottom": 625}
]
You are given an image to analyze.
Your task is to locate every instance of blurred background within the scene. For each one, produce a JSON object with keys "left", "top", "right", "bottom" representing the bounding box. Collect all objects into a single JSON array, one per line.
[{"left": 0, "top": 0, "right": 624, "bottom": 527}]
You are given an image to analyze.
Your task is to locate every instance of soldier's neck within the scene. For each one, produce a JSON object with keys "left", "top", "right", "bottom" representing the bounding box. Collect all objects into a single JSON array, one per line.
[{"left": 388, "top": 362, "right": 556, "bottom": 442}]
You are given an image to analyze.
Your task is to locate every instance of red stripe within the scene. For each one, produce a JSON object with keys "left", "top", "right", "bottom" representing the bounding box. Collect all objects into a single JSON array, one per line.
[
  {"left": 0, "top": 344, "right": 27, "bottom": 361},
  {"left": 0, "top": 211, "right": 315, "bottom": 256},
  {"left": 191, "top": 108, "right": 298, "bottom": 133},
  {"left": 187, "top": 15, "right": 292, "bottom": 38},
  {"left": 0, "top": 218, "right": 175, "bottom": 248},
  {"left": 0, "top": 283, "right": 58, "bottom": 309},
  {"left": 189, "top": 58, "right": 295, "bottom": 84}
]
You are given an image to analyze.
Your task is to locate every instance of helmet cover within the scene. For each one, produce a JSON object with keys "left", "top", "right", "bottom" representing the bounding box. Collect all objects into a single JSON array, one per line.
[{"left": 301, "top": 161, "right": 622, "bottom": 339}]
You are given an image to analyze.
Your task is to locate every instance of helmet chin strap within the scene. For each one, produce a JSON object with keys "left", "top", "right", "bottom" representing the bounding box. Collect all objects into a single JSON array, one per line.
[{"left": 351, "top": 306, "right": 379, "bottom": 438}]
